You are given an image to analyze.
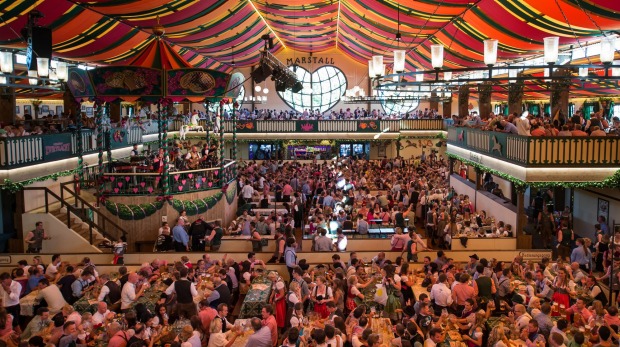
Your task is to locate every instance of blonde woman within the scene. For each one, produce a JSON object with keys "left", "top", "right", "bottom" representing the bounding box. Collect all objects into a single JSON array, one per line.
[
  {"left": 461, "top": 310, "right": 486, "bottom": 347},
  {"left": 207, "top": 318, "right": 240, "bottom": 347},
  {"left": 488, "top": 323, "right": 512, "bottom": 347}
]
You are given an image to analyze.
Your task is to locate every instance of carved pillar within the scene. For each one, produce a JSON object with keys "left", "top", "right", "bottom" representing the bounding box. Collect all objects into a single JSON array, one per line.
[
  {"left": 430, "top": 92, "right": 438, "bottom": 112},
  {"left": 474, "top": 167, "right": 482, "bottom": 190},
  {"left": 458, "top": 85, "right": 469, "bottom": 117},
  {"left": 477, "top": 83, "right": 492, "bottom": 119},
  {"left": 63, "top": 89, "right": 80, "bottom": 118},
  {"left": 109, "top": 102, "right": 121, "bottom": 123},
  {"left": 508, "top": 82, "right": 524, "bottom": 116},
  {"left": 516, "top": 185, "right": 531, "bottom": 249},
  {"left": 551, "top": 68, "right": 571, "bottom": 119},
  {"left": 442, "top": 100, "right": 452, "bottom": 117}
]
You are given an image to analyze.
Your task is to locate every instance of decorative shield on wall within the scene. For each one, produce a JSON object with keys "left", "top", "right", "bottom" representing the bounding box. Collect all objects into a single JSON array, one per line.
[
  {"left": 166, "top": 68, "right": 231, "bottom": 99},
  {"left": 66, "top": 68, "right": 96, "bottom": 99}
]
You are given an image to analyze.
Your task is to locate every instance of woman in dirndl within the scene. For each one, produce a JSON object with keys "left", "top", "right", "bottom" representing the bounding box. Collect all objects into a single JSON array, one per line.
[
  {"left": 311, "top": 276, "right": 333, "bottom": 319},
  {"left": 382, "top": 264, "right": 402, "bottom": 319},
  {"left": 551, "top": 268, "right": 571, "bottom": 316}
]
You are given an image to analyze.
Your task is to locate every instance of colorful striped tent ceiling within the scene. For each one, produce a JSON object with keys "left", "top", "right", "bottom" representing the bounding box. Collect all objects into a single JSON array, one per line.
[{"left": 0, "top": 0, "right": 618, "bottom": 73}]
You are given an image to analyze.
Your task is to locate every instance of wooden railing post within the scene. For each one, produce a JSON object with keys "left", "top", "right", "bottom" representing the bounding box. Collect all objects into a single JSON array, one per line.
[{"left": 44, "top": 192, "right": 49, "bottom": 214}]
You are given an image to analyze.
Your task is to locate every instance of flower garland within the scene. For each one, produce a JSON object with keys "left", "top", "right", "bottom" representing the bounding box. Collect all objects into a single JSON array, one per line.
[
  {"left": 1, "top": 168, "right": 80, "bottom": 193},
  {"left": 170, "top": 192, "right": 224, "bottom": 216},
  {"left": 104, "top": 200, "right": 165, "bottom": 220},
  {"left": 225, "top": 183, "right": 237, "bottom": 205},
  {"left": 447, "top": 153, "right": 620, "bottom": 190}
]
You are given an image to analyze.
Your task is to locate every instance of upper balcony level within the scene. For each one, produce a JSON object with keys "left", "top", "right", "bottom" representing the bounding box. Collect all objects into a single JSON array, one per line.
[
  {"left": 446, "top": 127, "right": 620, "bottom": 183},
  {"left": 0, "top": 119, "right": 447, "bottom": 171}
]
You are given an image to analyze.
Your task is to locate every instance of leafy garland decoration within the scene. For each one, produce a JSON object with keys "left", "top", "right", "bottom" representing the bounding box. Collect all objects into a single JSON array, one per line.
[
  {"left": 447, "top": 153, "right": 620, "bottom": 190},
  {"left": 170, "top": 192, "right": 224, "bottom": 216},
  {"left": 104, "top": 200, "right": 165, "bottom": 220},
  {"left": 1, "top": 168, "right": 81, "bottom": 193},
  {"left": 225, "top": 183, "right": 237, "bottom": 205}
]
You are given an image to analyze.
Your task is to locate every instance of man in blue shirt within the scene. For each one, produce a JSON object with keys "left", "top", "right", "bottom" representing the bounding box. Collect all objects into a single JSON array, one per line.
[
  {"left": 500, "top": 120, "right": 519, "bottom": 134},
  {"left": 172, "top": 218, "right": 189, "bottom": 252}
]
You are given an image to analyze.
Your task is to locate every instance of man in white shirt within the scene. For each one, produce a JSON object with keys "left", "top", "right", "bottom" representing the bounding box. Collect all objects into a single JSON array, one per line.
[
  {"left": 36, "top": 279, "right": 67, "bottom": 315},
  {"left": 240, "top": 180, "right": 255, "bottom": 205},
  {"left": 120, "top": 273, "right": 149, "bottom": 312},
  {"left": 509, "top": 304, "right": 532, "bottom": 331},
  {"left": 0, "top": 272, "right": 22, "bottom": 328},
  {"left": 46, "top": 254, "right": 62, "bottom": 282},
  {"left": 424, "top": 327, "right": 444, "bottom": 347},
  {"left": 92, "top": 302, "right": 112, "bottom": 325},
  {"left": 429, "top": 273, "right": 453, "bottom": 316}
]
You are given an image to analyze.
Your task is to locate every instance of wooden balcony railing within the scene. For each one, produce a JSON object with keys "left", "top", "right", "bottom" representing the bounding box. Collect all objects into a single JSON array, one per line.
[
  {"left": 171, "top": 119, "right": 447, "bottom": 133},
  {"left": 447, "top": 127, "right": 620, "bottom": 167},
  {"left": 102, "top": 160, "right": 237, "bottom": 196}
]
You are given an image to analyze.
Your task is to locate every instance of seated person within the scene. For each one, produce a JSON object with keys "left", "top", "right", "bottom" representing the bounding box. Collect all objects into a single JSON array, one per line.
[{"left": 155, "top": 228, "right": 173, "bottom": 252}]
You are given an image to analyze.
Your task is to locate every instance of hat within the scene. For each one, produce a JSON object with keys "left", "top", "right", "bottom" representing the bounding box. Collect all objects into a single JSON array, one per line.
[
  {"left": 469, "top": 254, "right": 479, "bottom": 260},
  {"left": 511, "top": 293, "right": 525, "bottom": 305}
]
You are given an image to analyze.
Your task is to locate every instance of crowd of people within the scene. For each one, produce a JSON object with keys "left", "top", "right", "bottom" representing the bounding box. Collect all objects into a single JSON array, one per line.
[
  {"left": 458, "top": 108, "right": 620, "bottom": 137},
  {"left": 4, "top": 225, "right": 620, "bottom": 347}
]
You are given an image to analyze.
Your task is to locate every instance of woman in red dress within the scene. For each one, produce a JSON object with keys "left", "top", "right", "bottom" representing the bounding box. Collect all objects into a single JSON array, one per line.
[
  {"left": 551, "top": 267, "right": 571, "bottom": 316},
  {"left": 274, "top": 281, "right": 287, "bottom": 330},
  {"left": 312, "top": 276, "right": 333, "bottom": 319}
]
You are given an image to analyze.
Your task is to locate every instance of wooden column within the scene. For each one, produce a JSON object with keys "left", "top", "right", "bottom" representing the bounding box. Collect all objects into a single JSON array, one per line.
[
  {"left": 430, "top": 92, "right": 438, "bottom": 112},
  {"left": 516, "top": 186, "right": 532, "bottom": 249},
  {"left": 477, "top": 83, "right": 492, "bottom": 119},
  {"left": 442, "top": 100, "right": 452, "bottom": 117},
  {"left": 458, "top": 85, "right": 469, "bottom": 117},
  {"left": 448, "top": 157, "right": 455, "bottom": 176},
  {"left": 63, "top": 89, "right": 80, "bottom": 117},
  {"left": 508, "top": 81, "right": 524, "bottom": 116},
  {"left": 0, "top": 90, "right": 16, "bottom": 124},
  {"left": 109, "top": 102, "right": 121, "bottom": 123},
  {"left": 551, "top": 68, "right": 570, "bottom": 119}
]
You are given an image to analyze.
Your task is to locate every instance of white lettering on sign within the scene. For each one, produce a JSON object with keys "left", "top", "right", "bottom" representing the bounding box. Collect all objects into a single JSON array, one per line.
[
  {"left": 45, "top": 142, "right": 71, "bottom": 155},
  {"left": 0, "top": 256, "right": 11, "bottom": 264},
  {"left": 469, "top": 153, "right": 482, "bottom": 164},
  {"left": 518, "top": 251, "right": 552, "bottom": 261}
]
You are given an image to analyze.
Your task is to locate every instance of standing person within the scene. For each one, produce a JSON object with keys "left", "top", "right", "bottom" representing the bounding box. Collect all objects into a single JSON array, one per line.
[
  {"left": 207, "top": 221, "right": 224, "bottom": 251},
  {"left": 165, "top": 267, "right": 198, "bottom": 319},
  {"left": 557, "top": 220, "right": 573, "bottom": 262},
  {"left": 189, "top": 216, "right": 208, "bottom": 252},
  {"left": 284, "top": 238, "right": 297, "bottom": 281},
  {"left": 261, "top": 305, "right": 278, "bottom": 347},
  {"left": 113, "top": 237, "right": 127, "bottom": 265},
  {"left": 173, "top": 218, "right": 190, "bottom": 252},
  {"left": 538, "top": 206, "right": 555, "bottom": 249},
  {"left": 25, "top": 222, "right": 51, "bottom": 253},
  {"left": 0, "top": 272, "right": 21, "bottom": 330}
]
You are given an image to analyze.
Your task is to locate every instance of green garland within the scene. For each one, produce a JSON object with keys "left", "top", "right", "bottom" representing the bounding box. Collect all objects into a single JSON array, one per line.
[
  {"left": 447, "top": 153, "right": 620, "bottom": 189},
  {"left": 104, "top": 200, "right": 165, "bottom": 220},
  {"left": 171, "top": 192, "right": 224, "bottom": 216},
  {"left": 225, "top": 183, "right": 237, "bottom": 205},
  {"left": 1, "top": 168, "right": 81, "bottom": 193}
]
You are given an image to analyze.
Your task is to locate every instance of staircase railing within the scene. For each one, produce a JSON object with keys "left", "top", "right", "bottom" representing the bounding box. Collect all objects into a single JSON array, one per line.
[{"left": 58, "top": 181, "right": 128, "bottom": 243}]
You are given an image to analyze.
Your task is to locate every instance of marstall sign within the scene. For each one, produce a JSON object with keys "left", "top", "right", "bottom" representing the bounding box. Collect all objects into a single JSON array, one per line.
[{"left": 286, "top": 57, "right": 336, "bottom": 65}]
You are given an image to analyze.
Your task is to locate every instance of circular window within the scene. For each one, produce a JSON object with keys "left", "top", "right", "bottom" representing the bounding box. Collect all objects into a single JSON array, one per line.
[
  {"left": 380, "top": 85, "right": 419, "bottom": 116},
  {"left": 278, "top": 65, "right": 347, "bottom": 113}
]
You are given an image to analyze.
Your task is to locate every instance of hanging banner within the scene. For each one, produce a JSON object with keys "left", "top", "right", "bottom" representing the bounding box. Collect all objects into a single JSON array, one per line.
[
  {"left": 88, "top": 66, "right": 163, "bottom": 99},
  {"left": 166, "top": 68, "right": 231, "bottom": 99},
  {"left": 66, "top": 68, "right": 96, "bottom": 99}
]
